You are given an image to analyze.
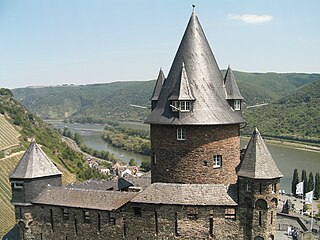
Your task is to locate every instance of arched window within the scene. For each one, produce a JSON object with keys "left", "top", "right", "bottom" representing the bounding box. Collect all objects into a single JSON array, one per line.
[
  {"left": 254, "top": 237, "right": 264, "bottom": 240},
  {"left": 268, "top": 235, "right": 274, "bottom": 240},
  {"left": 255, "top": 199, "right": 268, "bottom": 210}
]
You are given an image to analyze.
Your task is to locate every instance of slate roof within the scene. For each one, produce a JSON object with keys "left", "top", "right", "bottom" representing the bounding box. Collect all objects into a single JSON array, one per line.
[
  {"left": 131, "top": 183, "right": 237, "bottom": 206},
  {"left": 224, "top": 66, "right": 244, "bottom": 100},
  {"left": 237, "top": 128, "right": 283, "bottom": 179},
  {"left": 32, "top": 187, "right": 138, "bottom": 211},
  {"left": 145, "top": 12, "right": 245, "bottom": 125},
  {"left": 150, "top": 69, "right": 166, "bottom": 101},
  {"left": 119, "top": 171, "right": 151, "bottom": 190},
  {"left": 10, "top": 140, "right": 62, "bottom": 179},
  {"left": 67, "top": 179, "right": 118, "bottom": 191}
]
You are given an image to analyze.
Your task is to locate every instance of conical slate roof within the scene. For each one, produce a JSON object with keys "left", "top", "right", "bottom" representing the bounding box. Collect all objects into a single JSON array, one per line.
[
  {"left": 10, "top": 140, "right": 62, "bottom": 179},
  {"left": 224, "top": 66, "right": 243, "bottom": 100},
  {"left": 150, "top": 69, "right": 166, "bottom": 101},
  {"left": 237, "top": 128, "right": 283, "bottom": 179},
  {"left": 145, "top": 12, "right": 245, "bottom": 125}
]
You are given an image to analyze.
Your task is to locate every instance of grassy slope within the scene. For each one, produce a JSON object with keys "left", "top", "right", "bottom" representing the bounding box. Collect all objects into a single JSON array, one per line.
[
  {"left": 0, "top": 90, "right": 78, "bottom": 236},
  {"left": 0, "top": 154, "right": 22, "bottom": 236}
]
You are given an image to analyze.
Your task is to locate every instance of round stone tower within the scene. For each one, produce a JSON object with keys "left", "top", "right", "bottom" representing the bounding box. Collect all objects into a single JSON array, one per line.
[{"left": 145, "top": 11, "right": 245, "bottom": 185}]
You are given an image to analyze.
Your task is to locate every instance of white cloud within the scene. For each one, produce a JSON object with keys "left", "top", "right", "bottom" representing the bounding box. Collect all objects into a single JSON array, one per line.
[{"left": 228, "top": 14, "right": 273, "bottom": 24}]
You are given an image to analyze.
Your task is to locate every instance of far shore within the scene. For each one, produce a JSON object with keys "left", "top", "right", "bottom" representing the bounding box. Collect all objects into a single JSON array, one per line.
[
  {"left": 44, "top": 119, "right": 320, "bottom": 153},
  {"left": 241, "top": 136, "right": 320, "bottom": 153}
]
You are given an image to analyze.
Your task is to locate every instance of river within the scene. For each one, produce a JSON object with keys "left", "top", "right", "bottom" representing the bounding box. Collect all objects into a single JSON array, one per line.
[{"left": 49, "top": 121, "right": 320, "bottom": 194}]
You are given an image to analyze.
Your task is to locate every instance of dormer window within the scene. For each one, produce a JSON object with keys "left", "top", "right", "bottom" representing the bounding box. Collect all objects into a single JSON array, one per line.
[
  {"left": 171, "top": 101, "right": 192, "bottom": 112},
  {"left": 234, "top": 100, "right": 241, "bottom": 110},
  {"left": 172, "top": 101, "right": 179, "bottom": 112}
]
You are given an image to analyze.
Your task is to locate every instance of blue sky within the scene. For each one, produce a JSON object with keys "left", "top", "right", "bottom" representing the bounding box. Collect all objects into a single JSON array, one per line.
[{"left": 1, "top": 0, "right": 320, "bottom": 89}]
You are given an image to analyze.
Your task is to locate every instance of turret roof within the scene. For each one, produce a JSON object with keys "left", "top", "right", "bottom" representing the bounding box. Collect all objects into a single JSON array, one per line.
[
  {"left": 224, "top": 66, "right": 243, "bottom": 100},
  {"left": 168, "top": 62, "right": 195, "bottom": 101},
  {"left": 237, "top": 128, "right": 283, "bottom": 179},
  {"left": 10, "top": 140, "right": 62, "bottom": 179},
  {"left": 150, "top": 68, "right": 166, "bottom": 101},
  {"left": 145, "top": 12, "right": 245, "bottom": 125}
]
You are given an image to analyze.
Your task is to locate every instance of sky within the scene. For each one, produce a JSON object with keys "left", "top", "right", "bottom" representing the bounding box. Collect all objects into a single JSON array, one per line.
[{"left": 1, "top": 0, "right": 320, "bottom": 89}]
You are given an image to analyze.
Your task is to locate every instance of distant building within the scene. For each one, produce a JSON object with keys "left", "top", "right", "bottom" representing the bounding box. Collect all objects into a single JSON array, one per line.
[{"left": 9, "top": 9, "right": 282, "bottom": 240}]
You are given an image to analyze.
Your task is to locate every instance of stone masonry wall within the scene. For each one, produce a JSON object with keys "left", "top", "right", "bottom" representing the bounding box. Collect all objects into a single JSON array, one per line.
[
  {"left": 237, "top": 177, "right": 281, "bottom": 240},
  {"left": 151, "top": 124, "right": 240, "bottom": 185},
  {"left": 17, "top": 203, "right": 244, "bottom": 240}
]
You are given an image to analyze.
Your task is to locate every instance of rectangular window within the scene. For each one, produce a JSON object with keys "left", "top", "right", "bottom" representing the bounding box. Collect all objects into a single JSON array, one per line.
[
  {"left": 13, "top": 182, "right": 24, "bottom": 190},
  {"left": 225, "top": 208, "right": 236, "bottom": 219},
  {"left": 180, "top": 101, "right": 191, "bottom": 112},
  {"left": 234, "top": 100, "right": 241, "bottom": 110},
  {"left": 108, "top": 212, "right": 116, "bottom": 225},
  {"left": 62, "top": 208, "right": 69, "bottom": 220},
  {"left": 246, "top": 182, "right": 251, "bottom": 192},
  {"left": 177, "top": 128, "right": 186, "bottom": 140},
  {"left": 171, "top": 101, "right": 179, "bottom": 112},
  {"left": 213, "top": 155, "right": 222, "bottom": 168},
  {"left": 84, "top": 211, "right": 90, "bottom": 223}
]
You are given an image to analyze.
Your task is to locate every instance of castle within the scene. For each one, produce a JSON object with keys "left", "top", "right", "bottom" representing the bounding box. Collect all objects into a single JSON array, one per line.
[{"left": 9, "top": 10, "right": 283, "bottom": 240}]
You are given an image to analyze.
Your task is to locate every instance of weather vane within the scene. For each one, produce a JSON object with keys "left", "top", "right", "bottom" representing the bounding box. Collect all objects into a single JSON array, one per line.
[{"left": 192, "top": 4, "right": 196, "bottom": 12}]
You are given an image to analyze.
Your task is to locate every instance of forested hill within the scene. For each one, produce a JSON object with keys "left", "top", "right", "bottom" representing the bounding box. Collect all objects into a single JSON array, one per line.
[
  {"left": 12, "top": 71, "right": 319, "bottom": 122},
  {"left": 11, "top": 71, "right": 320, "bottom": 142},
  {"left": 243, "top": 79, "right": 320, "bottom": 142}
]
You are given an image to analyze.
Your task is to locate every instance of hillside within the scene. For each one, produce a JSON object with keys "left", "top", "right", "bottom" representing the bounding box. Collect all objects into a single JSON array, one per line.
[
  {"left": 243, "top": 79, "right": 320, "bottom": 142},
  {"left": 0, "top": 88, "right": 86, "bottom": 236},
  {"left": 12, "top": 71, "right": 320, "bottom": 123},
  {"left": 11, "top": 72, "right": 320, "bottom": 142}
]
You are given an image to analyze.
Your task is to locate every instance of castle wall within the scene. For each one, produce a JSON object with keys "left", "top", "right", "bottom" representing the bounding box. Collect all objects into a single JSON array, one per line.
[
  {"left": 151, "top": 124, "right": 240, "bottom": 185},
  {"left": 17, "top": 203, "right": 244, "bottom": 240}
]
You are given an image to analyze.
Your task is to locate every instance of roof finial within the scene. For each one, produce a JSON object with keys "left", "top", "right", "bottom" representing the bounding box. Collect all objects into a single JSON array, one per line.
[{"left": 192, "top": 4, "right": 196, "bottom": 13}]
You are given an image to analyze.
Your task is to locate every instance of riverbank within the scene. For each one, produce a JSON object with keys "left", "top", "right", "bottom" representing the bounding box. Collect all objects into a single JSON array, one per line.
[{"left": 241, "top": 136, "right": 320, "bottom": 153}]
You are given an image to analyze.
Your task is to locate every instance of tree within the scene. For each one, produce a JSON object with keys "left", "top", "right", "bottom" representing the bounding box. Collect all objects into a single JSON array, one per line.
[
  {"left": 315, "top": 173, "right": 320, "bottom": 199},
  {"left": 292, "top": 169, "right": 299, "bottom": 195},
  {"left": 129, "top": 158, "right": 137, "bottom": 166},
  {"left": 307, "top": 172, "right": 314, "bottom": 192},
  {"left": 140, "top": 160, "right": 151, "bottom": 172},
  {"left": 301, "top": 169, "right": 307, "bottom": 195}
]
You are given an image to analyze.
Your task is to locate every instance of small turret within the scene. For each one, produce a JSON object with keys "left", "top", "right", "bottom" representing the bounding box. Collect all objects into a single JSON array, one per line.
[
  {"left": 10, "top": 140, "right": 62, "bottom": 205},
  {"left": 150, "top": 68, "right": 166, "bottom": 110},
  {"left": 237, "top": 128, "right": 282, "bottom": 240},
  {"left": 224, "top": 65, "right": 243, "bottom": 112}
]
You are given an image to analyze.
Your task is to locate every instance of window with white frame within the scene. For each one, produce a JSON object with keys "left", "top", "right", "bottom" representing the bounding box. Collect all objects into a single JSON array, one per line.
[
  {"left": 171, "top": 101, "right": 179, "bottom": 112},
  {"left": 177, "top": 128, "right": 186, "bottom": 140},
  {"left": 213, "top": 155, "right": 222, "bottom": 168},
  {"left": 180, "top": 101, "right": 191, "bottom": 112},
  {"left": 271, "top": 183, "right": 276, "bottom": 194},
  {"left": 234, "top": 100, "right": 241, "bottom": 110},
  {"left": 12, "top": 182, "right": 24, "bottom": 190}
]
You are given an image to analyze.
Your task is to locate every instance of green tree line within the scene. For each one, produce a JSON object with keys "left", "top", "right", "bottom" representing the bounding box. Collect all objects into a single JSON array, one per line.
[{"left": 292, "top": 168, "right": 320, "bottom": 199}]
